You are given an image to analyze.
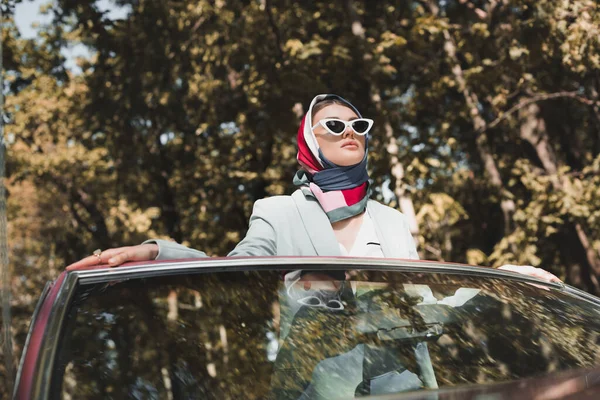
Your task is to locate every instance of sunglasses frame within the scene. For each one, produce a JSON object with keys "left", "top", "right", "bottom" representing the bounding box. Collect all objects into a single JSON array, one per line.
[
  {"left": 311, "top": 118, "right": 374, "bottom": 136},
  {"left": 297, "top": 295, "right": 345, "bottom": 310}
]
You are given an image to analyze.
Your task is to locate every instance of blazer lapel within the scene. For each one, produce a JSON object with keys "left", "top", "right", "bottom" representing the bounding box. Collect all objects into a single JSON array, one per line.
[
  {"left": 291, "top": 190, "right": 342, "bottom": 256},
  {"left": 367, "top": 200, "right": 400, "bottom": 258}
]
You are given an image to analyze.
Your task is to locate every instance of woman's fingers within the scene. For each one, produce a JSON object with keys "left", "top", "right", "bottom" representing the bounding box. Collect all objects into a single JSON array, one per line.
[
  {"left": 299, "top": 273, "right": 342, "bottom": 291},
  {"left": 65, "top": 256, "right": 97, "bottom": 271},
  {"left": 105, "top": 247, "right": 137, "bottom": 266},
  {"left": 65, "top": 244, "right": 158, "bottom": 271},
  {"left": 65, "top": 247, "right": 129, "bottom": 271},
  {"left": 108, "top": 244, "right": 159, "bottom": 266},
  {"left": 107, "top": 248, "right": 139, "bottom": 266},
  {"left": 532, "top": 269, "right": 561, "bottom": 283},
  {"left": 498, "top": 265, "right": 561, "bottom": 283}
]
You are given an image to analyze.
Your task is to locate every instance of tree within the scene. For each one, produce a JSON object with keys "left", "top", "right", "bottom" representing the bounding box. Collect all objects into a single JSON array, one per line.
[{"left": 2, "top": 0, "right": 600, "bottom": 396}]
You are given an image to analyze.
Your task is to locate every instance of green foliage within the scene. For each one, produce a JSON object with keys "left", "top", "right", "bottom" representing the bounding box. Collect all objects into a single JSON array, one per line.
[{"left": 2, "top": 0, "right": 600, "bottom": 395}]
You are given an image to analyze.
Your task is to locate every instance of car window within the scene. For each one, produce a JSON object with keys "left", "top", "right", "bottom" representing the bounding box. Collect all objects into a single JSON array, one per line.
[{"left": 51, "top": 269, "right": 600, "bottom": 399}]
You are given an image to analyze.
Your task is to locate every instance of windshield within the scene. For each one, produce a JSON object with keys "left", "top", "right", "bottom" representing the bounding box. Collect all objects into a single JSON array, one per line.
[{"left": 51, "top": 268, "right": 600, "bottom": 399}]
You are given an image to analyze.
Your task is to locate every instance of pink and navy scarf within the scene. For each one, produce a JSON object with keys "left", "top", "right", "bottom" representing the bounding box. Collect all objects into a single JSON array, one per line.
[{"left": 293, "top": 94, "right": 370, "bottom": 223}]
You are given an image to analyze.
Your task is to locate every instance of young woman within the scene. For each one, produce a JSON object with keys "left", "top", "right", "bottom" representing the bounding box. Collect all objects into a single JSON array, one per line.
[{"left": 66, "top": 94, "right": 559, "bottom": 283}]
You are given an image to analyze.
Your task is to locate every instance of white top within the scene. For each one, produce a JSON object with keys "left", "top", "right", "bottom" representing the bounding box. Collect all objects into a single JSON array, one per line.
[{"left": 338, "top": 211, "right": 385, "bottom": 258}]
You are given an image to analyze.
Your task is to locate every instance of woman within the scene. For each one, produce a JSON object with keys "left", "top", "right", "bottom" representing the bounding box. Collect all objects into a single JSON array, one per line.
[{"left": 66, "top": 94, "right": 559, "bottom": 283}]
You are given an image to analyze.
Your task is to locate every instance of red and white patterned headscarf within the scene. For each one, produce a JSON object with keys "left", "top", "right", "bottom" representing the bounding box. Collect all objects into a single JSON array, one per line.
[{"left": 294, "top": 94, "right": 370, "bottom": 223}]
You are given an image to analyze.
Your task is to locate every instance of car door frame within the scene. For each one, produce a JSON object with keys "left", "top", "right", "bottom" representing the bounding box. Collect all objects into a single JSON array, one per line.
[{"left": 14, "top": 256, "right": 597, "bottom": 399}]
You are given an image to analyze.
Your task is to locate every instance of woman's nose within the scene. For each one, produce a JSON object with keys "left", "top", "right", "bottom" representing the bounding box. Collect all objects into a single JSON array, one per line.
[{"left": 342, "top": 125, "right": 354, "bottom": 138}]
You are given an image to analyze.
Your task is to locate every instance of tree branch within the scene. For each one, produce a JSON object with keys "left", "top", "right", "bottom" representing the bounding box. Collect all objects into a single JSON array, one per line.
[
  {"left": 424, "top": 244, "right": 444, "bottom": 261},
  {"left": 263, "top": 0, "right": 284, "bottom": 61},
  {"left": 345, "top": 0, "right": 365, "bottom": 38},
  {"left": 48, "top": 175, "right": 111, "bottom": 248},
  {"left": 458, "top": 0, "right": 490, "bottom": 20},
  {"left": 68, "top": 195, "right": 96, "bottom": 236},
  {"left": 483, "top": 91, "right": 600, "bottom": 132}
]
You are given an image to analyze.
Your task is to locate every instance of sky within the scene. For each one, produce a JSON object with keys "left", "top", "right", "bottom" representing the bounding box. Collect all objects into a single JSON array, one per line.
[
  {"left": 13, "top": 0, "right": 53, "bottom": 40},
  {"left": 13, "top": 0, "right": 131, "bottom": 72}
]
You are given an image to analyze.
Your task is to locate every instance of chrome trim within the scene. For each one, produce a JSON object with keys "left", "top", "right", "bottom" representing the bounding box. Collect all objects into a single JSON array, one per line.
[
  {"left": 562, "top": 284, "right": 600, "bottom": 307},
  {"left": 72, "top": 257, "right": 566, "bottom": 290},
  {"left": 31, "top": 273, "right": 80, "bottom": 399},
  {"left": 13, "top": 282, "right": 51, "bottom": 399},
  {"left": 29, "top": 257, "right": 600, "bottom": 398}
]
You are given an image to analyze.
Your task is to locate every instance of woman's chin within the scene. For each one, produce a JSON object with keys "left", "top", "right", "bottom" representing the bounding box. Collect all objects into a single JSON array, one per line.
[
  {"left": 321, "top": 149, "right": 365, "bottom": 167},
  {"left": 331, "top": 157, "right": 364, "bottom": 167}
]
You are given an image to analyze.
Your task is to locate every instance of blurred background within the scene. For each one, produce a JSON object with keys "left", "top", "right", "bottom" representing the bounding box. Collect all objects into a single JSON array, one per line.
[{"left": 1, "top": 0, "right": 599, "bottom": 395}]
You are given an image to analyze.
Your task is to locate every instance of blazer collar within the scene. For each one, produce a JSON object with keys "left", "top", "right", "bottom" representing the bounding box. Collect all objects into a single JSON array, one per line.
[
  {"left": 366, "top": 200, "right": 401, "bottom": 258},
  {"left": 291, "top": 190, "right": 403, "bottom": 258},
  {"left": 291, "top": 190, "right": 341, "bottom": 256}
]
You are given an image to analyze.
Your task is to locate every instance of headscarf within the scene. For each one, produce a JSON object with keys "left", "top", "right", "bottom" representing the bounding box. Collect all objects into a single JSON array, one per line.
[{"left": 293, "top": 94, "right": 370, "bottom": 223}]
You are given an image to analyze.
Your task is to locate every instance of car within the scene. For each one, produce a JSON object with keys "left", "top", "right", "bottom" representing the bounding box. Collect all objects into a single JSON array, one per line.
[{"left": 13, "top": 257, "right": 600, "bottom": 399}]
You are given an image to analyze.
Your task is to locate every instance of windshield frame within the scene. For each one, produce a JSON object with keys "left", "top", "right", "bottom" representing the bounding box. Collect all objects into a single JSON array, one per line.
[{"left": 24, "top": 256, "right": 599, "bottom": 399}]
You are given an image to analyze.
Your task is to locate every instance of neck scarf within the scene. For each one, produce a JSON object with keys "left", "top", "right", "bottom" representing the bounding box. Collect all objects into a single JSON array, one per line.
[{"left": 293, "top": 94, "right": 370, "bottom": 223}]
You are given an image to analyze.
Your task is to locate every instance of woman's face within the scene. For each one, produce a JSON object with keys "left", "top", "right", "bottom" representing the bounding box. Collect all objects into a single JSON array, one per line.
[{"left": 312, "top": 104, "right": 366, "bottom": 166}]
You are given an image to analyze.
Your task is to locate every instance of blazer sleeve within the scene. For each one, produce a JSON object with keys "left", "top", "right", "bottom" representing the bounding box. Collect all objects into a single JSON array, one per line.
[
  {"left": 227, "top": 198, "right": 277, "bottom": 256},
  {"left": 405, "top": 221, "right": 420, "bottom": 260},
  {"left": 395, "top": 208, "right": 419, "bottom": 260},
  {"left": 142, "top": 238, "right": 209, "bottom": 260},
  {"left": 144, "top": 198, "right": 277, "bottom": 260}
]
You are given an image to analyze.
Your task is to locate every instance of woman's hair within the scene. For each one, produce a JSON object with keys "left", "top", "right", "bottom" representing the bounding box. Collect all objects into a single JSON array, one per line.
[{"left": 311, "top": 98, "right": 357, "bottom": 120}]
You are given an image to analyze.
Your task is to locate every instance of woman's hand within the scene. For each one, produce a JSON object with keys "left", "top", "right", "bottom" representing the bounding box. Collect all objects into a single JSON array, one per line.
[
  {"left": 65, "top": 244, "right": 159, "bottom": 271},
  {"left": 498, "top": 264, "right": 561, "bottom": 283},
  {"left": 298, "top": 273, "right": 344, "bottom": 291}
]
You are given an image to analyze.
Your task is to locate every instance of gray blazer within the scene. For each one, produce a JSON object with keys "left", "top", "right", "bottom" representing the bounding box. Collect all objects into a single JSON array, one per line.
[{"left": 147, "top": 190, "right": 419, "bottom": 260}]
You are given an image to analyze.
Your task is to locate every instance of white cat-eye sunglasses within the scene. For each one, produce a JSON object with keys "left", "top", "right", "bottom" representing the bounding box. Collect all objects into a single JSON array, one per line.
[{"left": 312, "top": 118, "right": 374, "bottom": 136}]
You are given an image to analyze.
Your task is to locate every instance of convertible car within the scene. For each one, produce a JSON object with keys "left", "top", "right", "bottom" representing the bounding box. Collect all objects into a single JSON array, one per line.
[{"left": 13, "top": 257, "right": 600, "bottom": 399}]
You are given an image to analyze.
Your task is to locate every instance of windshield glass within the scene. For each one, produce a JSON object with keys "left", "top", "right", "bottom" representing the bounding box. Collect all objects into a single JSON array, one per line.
[{"left": 51, "top": 268, "right": 600, "bottom": 399}]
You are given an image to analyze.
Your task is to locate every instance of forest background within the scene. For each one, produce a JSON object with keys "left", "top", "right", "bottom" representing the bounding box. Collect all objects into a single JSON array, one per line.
[{"left": 1, "top": 0, "right": 600, "bottom": 395}]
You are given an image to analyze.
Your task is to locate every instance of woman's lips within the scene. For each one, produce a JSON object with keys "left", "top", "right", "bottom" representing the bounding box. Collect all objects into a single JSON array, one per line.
[{"left": 341, "top": 141, "right": 359, "bottom": 149}]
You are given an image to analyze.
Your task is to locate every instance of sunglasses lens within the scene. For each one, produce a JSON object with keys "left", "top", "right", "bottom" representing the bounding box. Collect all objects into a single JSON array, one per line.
[
  {"left": 304, "top": 297, "right": 321, "bottom": 306},
  {"left": 326, "top": 300, "right": 344, "bottom": 310},
  {"left": 352, "top": 120, "right": 370, "bottom": 134},
  {"left": 324, "top": 120, "right": 346, "bottom": 134}
]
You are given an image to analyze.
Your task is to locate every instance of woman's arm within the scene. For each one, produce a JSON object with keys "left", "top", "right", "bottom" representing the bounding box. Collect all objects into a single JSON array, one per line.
[
  {"left": 145, "top": 199, "right": 278, "bottom": 258},
  {"left": 498, "top": 264, "right": 561, "bottom": 282},
  {"left": 65, "top": 244, "right": 161, "bottom": 270},
  {"left": 142, "top": 239, "right": 208, "bottom": 260},
  {"left": 404, "top": 217, "right": 419, "bottom": 260},
  {"left": 66, "top": 199, "right": 277, "bottom": 269},
  {"left": 228, "top": 199, "right": 277, "bottom": 256}
]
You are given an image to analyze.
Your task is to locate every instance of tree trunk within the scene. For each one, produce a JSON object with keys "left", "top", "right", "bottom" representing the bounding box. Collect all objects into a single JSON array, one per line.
[
  {"left": 156, "top": 134, "right": 183, "bottom": 243},
  {"left": 441, "top": 29, "right": 516, "bottom": 237},
  {"left": 426, "top": 0, "right": 516, "bottom": 237},
  {"left": 370, "top": 92, "right": 420, "bottom": 237},
  {"left": 519, "top": 103, "right": 600, "bottom": 293},
  {"left": 574, "top": 224, "right": 600, "bottom": 292},
  {"left": 344, "top": 0, "right": 420, "bottom": 239}
]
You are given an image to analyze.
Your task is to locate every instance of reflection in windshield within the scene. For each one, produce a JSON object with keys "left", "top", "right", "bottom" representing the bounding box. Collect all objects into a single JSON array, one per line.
[{"left": 51, "top": 269, "right": 600, "bottom": 399}]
